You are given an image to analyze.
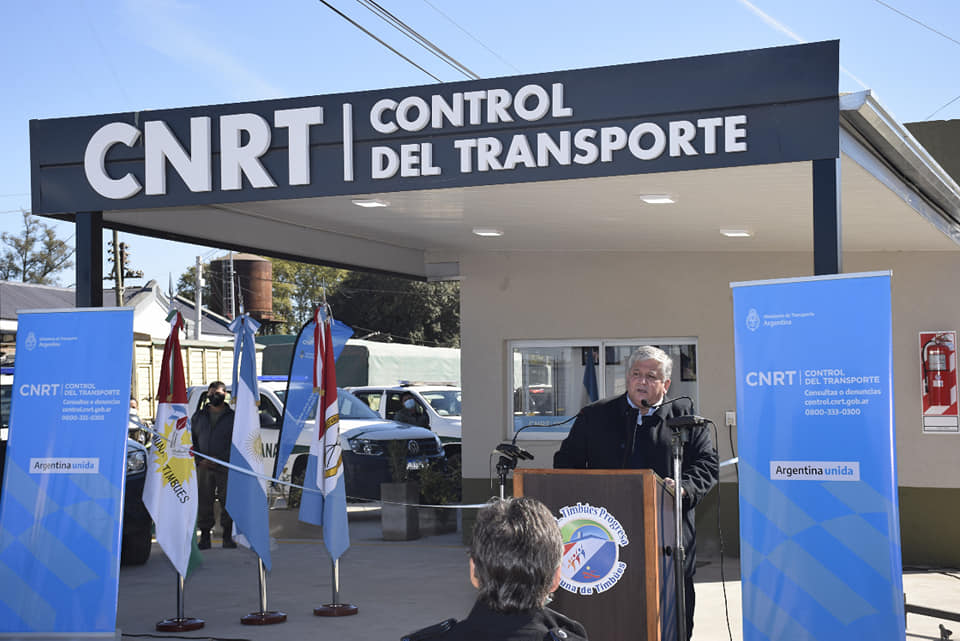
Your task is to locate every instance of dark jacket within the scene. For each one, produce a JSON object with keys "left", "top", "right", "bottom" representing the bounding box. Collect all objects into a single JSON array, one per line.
[
  {"left": 395, "top": 406, "right": 429, "bottom": 428},
  {"left": 191, "top": 404, "right": 235, "bottom": 464},
  {"left": 553, "top": 393, "right": 718, "bottom": 575},
  {"left": 405, "top": 601, "right": 588, "bottom": 641}
]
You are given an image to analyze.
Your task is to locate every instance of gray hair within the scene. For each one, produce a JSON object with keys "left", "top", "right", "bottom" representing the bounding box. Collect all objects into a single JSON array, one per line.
[
  {"left": 625, "top": 346, "right": 673, "bottom": 380},
  {"left": 470, "top": 497, "right": 562, "bottom": 613}
]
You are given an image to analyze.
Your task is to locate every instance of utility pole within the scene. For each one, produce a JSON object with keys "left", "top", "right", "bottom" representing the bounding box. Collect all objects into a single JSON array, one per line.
[
  {"left": 236, "top": 271, "right": 244, "bottom": 316},
  {"left": 106, "top": 236, "right": 144, "bottom": 306},
  {"left": 194, "top": 256, "right": 202, "bottom": 340},
  {"left": 228, "top": 253, "right": 236, "bottom": 320},
  {"left": 111, "top": 230, "right": 122, "bottom": 306}
]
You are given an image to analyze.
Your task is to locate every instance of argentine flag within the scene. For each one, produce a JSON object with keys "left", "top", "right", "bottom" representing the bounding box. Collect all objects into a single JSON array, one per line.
[{"left": 226, "top": 314, "right": 271, "bottom": 570}]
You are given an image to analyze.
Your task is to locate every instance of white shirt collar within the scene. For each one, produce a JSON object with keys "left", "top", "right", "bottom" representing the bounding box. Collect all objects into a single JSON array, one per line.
[{"left": 626, "top": 394, "right": 664, "bottom": 418}]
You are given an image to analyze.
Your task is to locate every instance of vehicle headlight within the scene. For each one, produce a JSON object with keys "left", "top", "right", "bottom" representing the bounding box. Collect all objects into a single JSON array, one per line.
[
  {"left": 348, "top": 437, "right": 385, "bottom": 456},
  {"left": 126, "top": 448, "right": 147, "bottom": 474}
]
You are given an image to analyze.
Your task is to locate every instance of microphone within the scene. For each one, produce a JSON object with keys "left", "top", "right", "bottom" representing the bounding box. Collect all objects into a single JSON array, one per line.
[
  {"left": 665, "top": 415, "right": 710, "bottom": 428},
  {"left": 641, "top": 396, "right": 709, "bottom": 428},
  {"left": 640, "top": 395, "right": 693, "bottom": 410},
  {"left": 496, "top": 442, "right": 534, "bottom": 461}
]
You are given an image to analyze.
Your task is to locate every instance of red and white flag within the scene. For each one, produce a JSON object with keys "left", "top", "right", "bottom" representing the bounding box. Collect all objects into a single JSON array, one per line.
[
  {"left": 312, "top": 307, "right": 343, "bottom": 495},
  {"left": 143, "top": 312, "right": 198, "bottom": 576}
]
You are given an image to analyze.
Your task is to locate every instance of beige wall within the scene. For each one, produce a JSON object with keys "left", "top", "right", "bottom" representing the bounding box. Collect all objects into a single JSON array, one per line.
[{"left": 459, "top": 249, "right": 960, "bottom": 490}]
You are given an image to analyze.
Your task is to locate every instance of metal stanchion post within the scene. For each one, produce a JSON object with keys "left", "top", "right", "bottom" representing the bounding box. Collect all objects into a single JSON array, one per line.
[
  {"left": 314, "top": 558, "right": 358, "bottom": 616},
  {"left": 671, "top": 431, "right": 687, "bottom": 641},
  {"left": 241, "top": 558, "right": 287, "bottom": 624},
  {"left": 156, "top": 572, "right": 204, "bottom": 631}
]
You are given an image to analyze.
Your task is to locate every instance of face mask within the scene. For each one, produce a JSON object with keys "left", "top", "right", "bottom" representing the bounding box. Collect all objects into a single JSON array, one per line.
[
  {"left": 403, "top": 399, "right": 415, "bottom": 410},
  {"left": 209, "top": 392, "right": 226, "bottom": 407}
]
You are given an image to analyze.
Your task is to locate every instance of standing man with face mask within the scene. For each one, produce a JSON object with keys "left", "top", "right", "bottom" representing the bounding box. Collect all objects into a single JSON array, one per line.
[
  {"left": 553, "top": 346, "right": 718, "bottom": 639},
  {"left": 192, "top": 380, "right": 237, "bottom": 549}
]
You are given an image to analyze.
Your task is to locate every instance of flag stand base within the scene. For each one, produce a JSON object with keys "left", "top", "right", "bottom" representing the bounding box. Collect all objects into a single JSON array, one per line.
[
  {"left": 159, "top": 572, "right": 203, "bottom": 631},
  {"left": 314, "top": 604, "right": 359, "bottom": 617},
  {"left": 156, "top": 617, "right": 204, "bottom": 631},
  {"left": 241, "top": 610, "right": 287, "bottom": 625}
]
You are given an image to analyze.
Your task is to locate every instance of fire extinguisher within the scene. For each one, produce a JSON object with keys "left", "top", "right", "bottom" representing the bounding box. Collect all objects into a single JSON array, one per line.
[{"left": 923, "top": 336, "right": 951, "bottom": 407}]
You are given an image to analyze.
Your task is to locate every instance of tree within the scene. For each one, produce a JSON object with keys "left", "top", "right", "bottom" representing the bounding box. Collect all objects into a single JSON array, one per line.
[
  {"left": 328, "top": 272, "right": 460, "bottom": 347},
  {"left": 175, "top": 263, "right": 215, "bottom": 308},
  {"left": 270, "top": 259, "right": 348, "bottom": 333},
  {"left": 173, "top": 258, "right": 461, "bottom": 345},
  {"left": 0, "top": 212, "right": 73, "bottom": 285}
]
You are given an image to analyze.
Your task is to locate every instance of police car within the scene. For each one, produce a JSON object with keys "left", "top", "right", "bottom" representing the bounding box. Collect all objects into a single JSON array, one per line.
[{"left": 187, "top": 381, "right": 445, "bottom": 501}]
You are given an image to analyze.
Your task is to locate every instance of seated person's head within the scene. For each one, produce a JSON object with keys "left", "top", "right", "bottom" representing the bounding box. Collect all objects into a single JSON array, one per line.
[{"left": 469, "top": 497, "right": 562, "bottom": 613}]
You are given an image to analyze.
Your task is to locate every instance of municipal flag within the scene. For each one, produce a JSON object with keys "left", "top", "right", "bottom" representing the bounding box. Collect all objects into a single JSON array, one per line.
[
  {"left": 298, "top": 306, "right": 350, "bottom": 561},
  {"left": 225, "top": 314, "right": 272, "bottom": 570},
  {"left": 143, "top": 312, "right": 198, "bottom": 577}
]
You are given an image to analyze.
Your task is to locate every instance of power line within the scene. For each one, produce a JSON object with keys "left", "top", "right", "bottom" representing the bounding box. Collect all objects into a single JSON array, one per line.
[
  {"left": 314, "top": 0, "right": 443, "bottom": 82},
  {"left": 354, "top": 0, "right": 480, "bottom": 79},
  {"left": 870, "top": 0, "right": 960, "bottom": 48},
  {"left": 925, "top": 93, "right": 960, "bottom": 120},
  {"left": 868, "top": 0, "right": 960, "bottom": 121},
  {"left": 420, "top": 0, "right": 520, "bottom": 74}
]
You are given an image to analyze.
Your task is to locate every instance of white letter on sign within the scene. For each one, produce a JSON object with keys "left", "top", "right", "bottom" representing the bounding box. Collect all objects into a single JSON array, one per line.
[
  {"left": 84, "top": 122, "right": 142, "bottom": 199},
  {"left": 144, "top": 117, "right": 212, "bottom": 196},
  {"left": 372, "top": 146, "right": 399, "bottom": 179},
  {"left": 275, "top": 106, "right": 324, "bottom": 186},
  {"left": 220, "top": 113, "right": 277, "bottom": 191}
]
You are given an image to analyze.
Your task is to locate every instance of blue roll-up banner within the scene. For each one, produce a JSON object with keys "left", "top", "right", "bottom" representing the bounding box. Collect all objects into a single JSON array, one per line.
[
  {"left": 731, "top": 272, "right": 904, "bottom": 641},
  {"left": 0, "top": 309, "right": 134, "bottom": 638}
]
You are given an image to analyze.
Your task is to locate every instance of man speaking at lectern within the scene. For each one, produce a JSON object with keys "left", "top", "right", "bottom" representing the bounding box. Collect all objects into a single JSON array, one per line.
[{"left": 554, "top": 346, "right": 718, "bottom": 639}]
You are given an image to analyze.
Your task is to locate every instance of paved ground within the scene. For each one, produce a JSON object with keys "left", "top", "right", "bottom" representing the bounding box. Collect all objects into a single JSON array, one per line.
[{"left": 117, "top": 507, "right": 960, "bottom": 641}]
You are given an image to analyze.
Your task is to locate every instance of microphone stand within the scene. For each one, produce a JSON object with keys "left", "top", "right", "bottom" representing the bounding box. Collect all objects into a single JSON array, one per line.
[
  {"left": 670, "top": 426, "right": 688, "bottom": 641},
  {"left": 495, "top": 443, "right": 534, "bottom": 499},
  {"left": 496, "top": 452, "right": 516, "bottom": 499}
]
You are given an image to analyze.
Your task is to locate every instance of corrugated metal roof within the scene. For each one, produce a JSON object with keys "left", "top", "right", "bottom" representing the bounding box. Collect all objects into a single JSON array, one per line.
[
  {"left": 0, "top": 280, "right": 232, "bottom": 336},
  {"left": 0, "top": 281, "right": 74, "bottom": 318}
]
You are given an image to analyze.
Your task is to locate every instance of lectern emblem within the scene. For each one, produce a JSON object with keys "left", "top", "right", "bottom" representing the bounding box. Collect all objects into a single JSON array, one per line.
[{"left": 556, "top": 503, "right": 629, "bottom": 595}]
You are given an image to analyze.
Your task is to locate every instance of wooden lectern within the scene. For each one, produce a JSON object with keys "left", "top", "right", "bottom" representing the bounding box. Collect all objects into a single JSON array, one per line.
[{"left": 515, "top": 469, "right": 678, "bottom": 641}]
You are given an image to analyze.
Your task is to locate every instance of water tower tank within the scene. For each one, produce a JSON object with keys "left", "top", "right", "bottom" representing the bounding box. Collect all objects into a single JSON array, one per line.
[{"left": 209, "top": 253, "right": 273, "bottom": 322}]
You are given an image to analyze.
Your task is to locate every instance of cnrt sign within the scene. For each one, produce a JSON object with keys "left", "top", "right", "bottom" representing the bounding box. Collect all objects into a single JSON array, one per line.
[{"left": 30, "top": 41, "right": 839, "bottom": 214}]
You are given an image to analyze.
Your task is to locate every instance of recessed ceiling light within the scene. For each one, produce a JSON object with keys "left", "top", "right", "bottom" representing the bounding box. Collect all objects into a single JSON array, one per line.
[
  {"left": 639, "top": 195, "right": 675, "bottom": 204},
  {"left": 472, "top": 227, "right": 504, "bottom": 237},
  {"left": 352, "top": 198, "right": 390, "bottom": 208},
  {"left": 720, "top": 229, "right": 753, "bottom": 238}
]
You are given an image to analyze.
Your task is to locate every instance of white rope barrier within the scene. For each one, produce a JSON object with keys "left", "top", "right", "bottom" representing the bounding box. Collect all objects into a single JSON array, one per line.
[{"left": 143, "top": 425, "right": 488, "bottom": 510}]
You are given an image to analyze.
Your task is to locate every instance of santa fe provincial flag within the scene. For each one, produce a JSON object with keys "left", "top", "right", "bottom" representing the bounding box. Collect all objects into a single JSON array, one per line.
[
  {"left": 226, "top": 314, "right": 271, "bottom": 570},
  {"left": 313, "top": 307, "right": 343, "bottom": 494},
  {"left": 299, "top": 306, "right": 349, "bottom": 561},
  {"left": 143, "top": 312, "right": 198, "bottom": 577}
]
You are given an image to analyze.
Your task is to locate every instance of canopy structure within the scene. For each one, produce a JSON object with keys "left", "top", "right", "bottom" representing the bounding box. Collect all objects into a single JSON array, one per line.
[
  {"left": 29, "top": 40, "right": 960, "bottom": 565},
  {"left": 31, "top": 41, "right": 880, "bottom": 291}
]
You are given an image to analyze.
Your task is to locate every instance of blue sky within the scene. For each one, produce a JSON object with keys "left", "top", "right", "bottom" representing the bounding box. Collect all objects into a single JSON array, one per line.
[{"left": 2, "top": 0, "right": 958, "bottom": 286}]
